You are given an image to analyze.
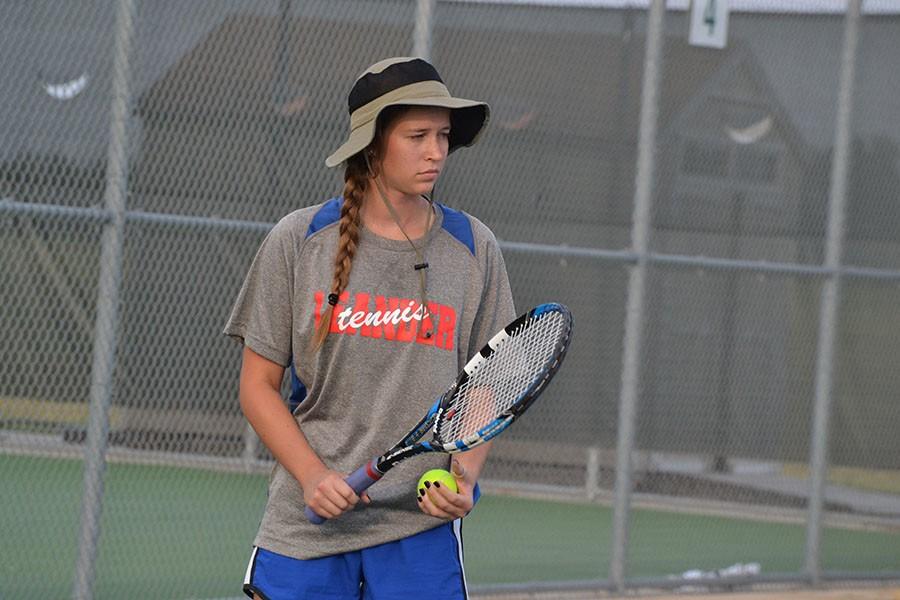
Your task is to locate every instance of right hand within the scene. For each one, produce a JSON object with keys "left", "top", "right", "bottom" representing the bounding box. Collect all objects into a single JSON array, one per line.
[{"left": 301, "top": 467, "right": 371, "bottom": 521}]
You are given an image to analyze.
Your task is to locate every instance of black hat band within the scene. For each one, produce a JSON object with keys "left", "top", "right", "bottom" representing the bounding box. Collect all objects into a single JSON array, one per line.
[{"left": 348, "top": 58, "right": 444, "bottom": 114}]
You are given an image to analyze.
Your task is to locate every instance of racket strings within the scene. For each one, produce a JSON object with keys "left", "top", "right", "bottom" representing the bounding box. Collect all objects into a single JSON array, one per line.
[{"left": 436, "top": 312, "right": 568, "bottom": 442}]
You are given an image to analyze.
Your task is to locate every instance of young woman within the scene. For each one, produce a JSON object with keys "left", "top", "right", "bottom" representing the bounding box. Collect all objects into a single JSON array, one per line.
[{"left": 225, "top": 56, "right": 516, "bottom": 600}]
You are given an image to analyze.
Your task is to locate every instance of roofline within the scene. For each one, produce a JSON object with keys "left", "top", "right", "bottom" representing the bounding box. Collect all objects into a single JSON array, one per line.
[{"left": 444, "top": 0, "right": 900, "bottom": 16}]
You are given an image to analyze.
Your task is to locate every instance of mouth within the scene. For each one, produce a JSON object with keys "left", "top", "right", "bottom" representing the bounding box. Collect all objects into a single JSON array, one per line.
[{"left": 419, "top": 170, "right": 440, "bottom": 177}]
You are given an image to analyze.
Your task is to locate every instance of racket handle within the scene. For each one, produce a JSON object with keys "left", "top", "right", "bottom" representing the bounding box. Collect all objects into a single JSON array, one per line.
[
  {"left": 305, "top": 460, "right": 383, "bottom": 524},
  {"left": 305, "top": 506, "right": 327, "bottom": 524},
  {"left": 345, "top": 461, "right": 383, "bottom": 494}
]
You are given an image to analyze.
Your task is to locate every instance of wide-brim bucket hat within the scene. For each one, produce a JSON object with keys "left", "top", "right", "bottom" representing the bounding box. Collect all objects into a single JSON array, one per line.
[{"left": 325, "top": 56, "right": 490, "bottom": 168}]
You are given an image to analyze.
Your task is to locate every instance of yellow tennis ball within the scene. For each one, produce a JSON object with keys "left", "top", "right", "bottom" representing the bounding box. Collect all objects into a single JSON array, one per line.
[{"left": 417, "top": 468, "right": 458, "bottom": 496}]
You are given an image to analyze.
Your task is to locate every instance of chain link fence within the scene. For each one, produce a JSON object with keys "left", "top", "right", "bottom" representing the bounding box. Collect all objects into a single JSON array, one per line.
[{"left": 2, "top": 1, "right": 899, "bottom": 598}]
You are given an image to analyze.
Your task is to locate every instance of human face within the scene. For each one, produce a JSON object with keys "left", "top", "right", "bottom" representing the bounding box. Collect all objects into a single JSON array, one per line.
[{"left": 376, "top": 106, "right": 451, "bottom": 201}]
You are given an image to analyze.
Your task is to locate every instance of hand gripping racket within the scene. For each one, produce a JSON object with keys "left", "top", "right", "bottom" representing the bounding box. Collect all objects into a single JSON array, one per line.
[{"left": 305, "top": 302, "right": 574, "bottom": 524}]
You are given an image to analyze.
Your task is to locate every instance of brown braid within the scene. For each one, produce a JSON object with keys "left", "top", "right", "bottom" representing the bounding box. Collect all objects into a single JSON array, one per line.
[
  {"left": 311, "top": 154, "right": 368, "bottom": 350},
  {"left": 312, "top": 106, "right": 411, "bottom": 351}
]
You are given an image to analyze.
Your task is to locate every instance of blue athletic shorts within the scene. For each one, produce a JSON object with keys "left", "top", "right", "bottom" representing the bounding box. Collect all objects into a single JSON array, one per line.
[{"left": 243, "top": 520, "right": 469, "bottom": 600}]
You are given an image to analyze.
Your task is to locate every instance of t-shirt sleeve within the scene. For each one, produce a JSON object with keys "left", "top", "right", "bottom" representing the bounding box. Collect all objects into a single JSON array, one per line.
[
  {"left": 223, "top": 219, "right": 295, "bottom": 367},
  {"left": 467, "top": 227, "right": 517, "bottom": 360}
]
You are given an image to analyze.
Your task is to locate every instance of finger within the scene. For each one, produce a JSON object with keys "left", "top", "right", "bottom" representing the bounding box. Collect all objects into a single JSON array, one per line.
[
  {"left": 435, "top": 482, "right": 473, "bottom": 515},
  {"left": 419, "top": 480, "right": 448, "bottom": 503},
  {"left": 450, "top": 459, "right": 467, "bottom": 479},
  {"left": 330, "top": 490, "right": 358, "bottom": 510},
  {"left": 418, "top": 492, "right": 455, "bottom": 519},
  {"left": 333, "top": 478, "right": 361, "bottom": 503},
  {"left": 322, "top": 484, "right": 357, "bottom": 513},
  {"left": 433, "top": 480, "right": 463, "bottom": 501},
  {"left": 417, "top": 483, "right": 446, "bottom": 509},
  {"left": 425, "top": 482, "right": 462, "bottom": 512},
  {"left": 313, "top": 495, "right": 345, "bottom": 518},
  {"left": 418, "top": 497, "right": 447, "bottom": 518}
]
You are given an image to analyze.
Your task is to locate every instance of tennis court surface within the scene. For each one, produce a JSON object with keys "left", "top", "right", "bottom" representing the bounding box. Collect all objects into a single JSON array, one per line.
[
  {"left": 473, "top": 586, "right": 900, "bottom": 599},
  {"left": 3, "top": 454, "right": 898, "bottom": 598}
]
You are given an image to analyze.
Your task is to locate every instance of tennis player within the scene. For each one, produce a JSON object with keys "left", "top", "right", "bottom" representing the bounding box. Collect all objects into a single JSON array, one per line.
[{"left": 224, "top": 56, "right": 516, "bottom": 600}]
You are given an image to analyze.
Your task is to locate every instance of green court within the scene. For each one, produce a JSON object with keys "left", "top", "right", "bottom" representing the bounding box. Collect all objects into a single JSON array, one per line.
[{"left": 2, "top": 455, "right": 898, "bottom": 599}]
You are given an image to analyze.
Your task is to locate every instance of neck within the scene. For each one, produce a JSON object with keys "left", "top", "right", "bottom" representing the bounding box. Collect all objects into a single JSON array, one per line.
[{"left": 360, "top": 179, "right": 433, "bottom": 240}]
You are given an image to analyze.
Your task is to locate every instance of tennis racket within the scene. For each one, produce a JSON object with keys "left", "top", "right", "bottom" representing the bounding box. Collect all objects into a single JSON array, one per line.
[{"left": 306, "top": 302, "right": 574, "bottom": 524}]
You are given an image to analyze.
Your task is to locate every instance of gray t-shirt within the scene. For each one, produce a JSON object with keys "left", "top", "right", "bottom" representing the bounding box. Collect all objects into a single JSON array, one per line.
[{"left": 224, "top": 198, "right": 516, "bottom": 560}]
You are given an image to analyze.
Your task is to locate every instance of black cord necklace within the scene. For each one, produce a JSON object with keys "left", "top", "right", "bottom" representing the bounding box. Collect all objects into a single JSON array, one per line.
[{"left": 371, "top": 177, "right": 435, "bottom": 339}]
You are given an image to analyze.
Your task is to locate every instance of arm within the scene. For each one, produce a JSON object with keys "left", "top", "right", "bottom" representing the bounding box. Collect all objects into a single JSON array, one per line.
[{"left": 239, "top": 346, "right": 368, "bottom": 519}]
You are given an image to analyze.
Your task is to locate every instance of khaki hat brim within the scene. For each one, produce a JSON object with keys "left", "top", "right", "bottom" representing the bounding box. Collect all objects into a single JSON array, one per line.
[{"left": 325, "top": 96, "right": 489, "bottom": 168}]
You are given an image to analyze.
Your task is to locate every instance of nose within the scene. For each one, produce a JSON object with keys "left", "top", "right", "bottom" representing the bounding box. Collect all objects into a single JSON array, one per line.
[{"left": 426, "top": 133, "right": 448, "bottom": 161}]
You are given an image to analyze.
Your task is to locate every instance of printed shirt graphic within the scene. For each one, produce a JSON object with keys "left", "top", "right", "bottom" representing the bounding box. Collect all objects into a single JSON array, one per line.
[{"left": 314, "top": 291, "right": 457, "bottom": 351}]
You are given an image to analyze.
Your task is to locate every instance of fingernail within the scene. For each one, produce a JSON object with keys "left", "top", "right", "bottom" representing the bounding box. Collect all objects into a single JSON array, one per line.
[
  {"left": 419, "top": 488, "right": 425, "bottom": 496},
  {"left": 434, "top": 482, "right": 441, "bottom": 488},
  {"left": 424, "top": 481, "right": 431, "bottom": 488},
  {"left": 417, "top": 496, "right": 423, "bottom": 503}
]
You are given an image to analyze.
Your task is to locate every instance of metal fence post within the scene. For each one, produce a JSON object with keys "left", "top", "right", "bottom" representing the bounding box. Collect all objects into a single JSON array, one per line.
[
  {"left": 609, "top": 0, "right": 665, "bottom": 591},
  {"left": 804, "top": 0, "right": 861, "bottom": 585},
  {"left": 71, "top": 0, "right": 137, "bottom": 597},
  {"left": 413, "top": 0, "right": 435, "bottom": 61}
]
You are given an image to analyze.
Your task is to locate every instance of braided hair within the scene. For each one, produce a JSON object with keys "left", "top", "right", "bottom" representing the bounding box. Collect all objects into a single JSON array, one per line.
[{"left": 312, "top": 106, "right": 409, "bottom": 350}]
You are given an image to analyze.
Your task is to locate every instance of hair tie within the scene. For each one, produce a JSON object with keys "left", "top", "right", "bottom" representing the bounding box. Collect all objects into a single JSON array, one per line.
[{"left": 327, "top": 293, "right": 339, "bottom": 306}]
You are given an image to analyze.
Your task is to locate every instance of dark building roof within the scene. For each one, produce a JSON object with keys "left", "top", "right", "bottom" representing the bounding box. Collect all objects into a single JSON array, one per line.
[
  {"left": 133, "top": 11, "right": 815, "bottom": 231},
  {"left": 137, "top": 12, "right": 790, "bottom": 143}
]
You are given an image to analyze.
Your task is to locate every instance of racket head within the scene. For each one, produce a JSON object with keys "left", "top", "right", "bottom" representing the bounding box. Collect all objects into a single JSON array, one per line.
[{"left": 432, "top": 302, "right": 573, "bottom": 450}]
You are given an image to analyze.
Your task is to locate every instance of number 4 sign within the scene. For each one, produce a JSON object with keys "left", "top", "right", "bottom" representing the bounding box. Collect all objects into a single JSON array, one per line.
[{"left": 690, "top": 0, "right": 730, "bottom": 49}]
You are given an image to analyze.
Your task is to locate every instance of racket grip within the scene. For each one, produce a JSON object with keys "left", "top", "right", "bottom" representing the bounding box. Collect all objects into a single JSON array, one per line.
[
  {"left": 345, "top": 461, "right": 383, "bottom": 494},
  {"left": 305, "top": 460, "right": 383, "bottom": 525},
  {"left": 305, "top": 506, "right": 327, "bottom": 524}
]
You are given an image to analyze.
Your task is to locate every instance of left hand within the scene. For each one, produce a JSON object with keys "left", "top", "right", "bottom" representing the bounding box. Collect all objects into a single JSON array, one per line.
[{"left": 416, "top": 458, "right": 474, "bottom": 520}]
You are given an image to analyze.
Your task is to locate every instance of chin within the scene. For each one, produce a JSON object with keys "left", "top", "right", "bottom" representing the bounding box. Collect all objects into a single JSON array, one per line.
[{"left": 409, "top": 184, "right": 436, "bottom": 197}]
